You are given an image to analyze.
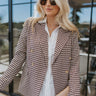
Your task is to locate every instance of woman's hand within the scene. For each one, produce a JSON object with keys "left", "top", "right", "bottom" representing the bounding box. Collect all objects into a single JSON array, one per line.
[{"left": 56, "top": 86, "right": 70, "bottom": 96}]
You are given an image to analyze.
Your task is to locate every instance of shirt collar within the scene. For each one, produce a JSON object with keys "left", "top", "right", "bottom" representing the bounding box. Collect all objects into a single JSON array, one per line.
[{"left": 38, "top": 17, "right": 61, "bottom": 27}]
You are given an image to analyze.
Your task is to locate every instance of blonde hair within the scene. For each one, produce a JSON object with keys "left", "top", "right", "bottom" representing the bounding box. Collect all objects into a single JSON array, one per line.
[{"left": 31, "top": 0, "right": 80, "bottom": 38}]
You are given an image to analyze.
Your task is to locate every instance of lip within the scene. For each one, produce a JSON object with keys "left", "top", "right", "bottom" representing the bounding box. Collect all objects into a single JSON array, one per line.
[{"left": 46, "top": 8, "right": 52, "bottom": 10}]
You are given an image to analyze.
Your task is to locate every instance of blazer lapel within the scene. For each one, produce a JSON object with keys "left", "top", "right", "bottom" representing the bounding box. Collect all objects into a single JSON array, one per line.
[
  {"left": 52, "top": 28, "right": 71, "bottom": 65},
  {"left": 37, "top": 23, "right": 71, "bottom": 67}
]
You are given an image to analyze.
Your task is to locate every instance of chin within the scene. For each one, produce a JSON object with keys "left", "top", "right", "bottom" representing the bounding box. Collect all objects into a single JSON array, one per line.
[{"left": 46, "top": 14, "right": 56, "bottom": 17}]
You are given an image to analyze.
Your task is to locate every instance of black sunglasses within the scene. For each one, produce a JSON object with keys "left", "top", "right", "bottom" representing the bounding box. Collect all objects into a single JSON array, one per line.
[{"left": 40, "top": 0, "right": 56, "bottom": 5}]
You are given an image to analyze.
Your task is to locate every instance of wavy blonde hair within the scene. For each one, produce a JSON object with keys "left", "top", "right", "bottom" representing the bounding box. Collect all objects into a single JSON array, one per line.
[{"left": 31, "top": 0, "right": 80, "bottom": 38}]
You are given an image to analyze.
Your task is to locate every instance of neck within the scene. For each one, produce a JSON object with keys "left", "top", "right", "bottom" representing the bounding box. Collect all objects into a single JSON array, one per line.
[{"left": 46, "top": 16, "right": 58, "bottom": 26}]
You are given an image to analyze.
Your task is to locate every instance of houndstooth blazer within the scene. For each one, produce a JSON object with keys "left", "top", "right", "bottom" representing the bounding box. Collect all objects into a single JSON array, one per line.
[{"left": 0, "top": 17, "right": 80, "bottom": 96}]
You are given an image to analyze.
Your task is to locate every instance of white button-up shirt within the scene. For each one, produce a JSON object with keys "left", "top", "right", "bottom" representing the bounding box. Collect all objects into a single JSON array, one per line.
[{"left": 38, "top": 17, "right": 61, "bottom": 96}]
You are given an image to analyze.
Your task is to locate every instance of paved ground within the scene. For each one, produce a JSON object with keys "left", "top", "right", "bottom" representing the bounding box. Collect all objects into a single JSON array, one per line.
[{"left": 0, "top": 93, "right": 7, "bottom": 96}]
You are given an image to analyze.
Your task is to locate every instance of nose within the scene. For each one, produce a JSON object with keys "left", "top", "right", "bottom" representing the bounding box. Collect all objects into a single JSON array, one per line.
[{"left": 46, "top": 0, "right": 51, "bottom": 5}]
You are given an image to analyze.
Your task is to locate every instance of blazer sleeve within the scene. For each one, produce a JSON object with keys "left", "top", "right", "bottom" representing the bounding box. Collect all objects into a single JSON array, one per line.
[
  {"left": 67, "top": 32, "right": 80, "bottom": 96},
  {"left": 0, "top": 17, "right": 30, "bottom": 91}
]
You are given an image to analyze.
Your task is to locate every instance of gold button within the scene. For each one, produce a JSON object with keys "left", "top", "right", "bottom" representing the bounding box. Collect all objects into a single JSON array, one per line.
[
  {"left": 31, "top": 49, "right": 33, "bottom": 52},
  {"left": 69, "top": 57, "right": 71, "bottom": 60},
  {"left": 65, "top": 70, "right": 68, "bottom": 73},
  {"left": 32, "top": 62, "right": 34, "bottom": 66}
]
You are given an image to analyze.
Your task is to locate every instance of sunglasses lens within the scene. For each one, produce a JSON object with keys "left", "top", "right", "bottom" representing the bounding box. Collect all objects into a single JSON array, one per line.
[
  {"left": 50, "top": 0, "right": 56, "bottom": 5},
  {"left": 40, "top": 0, "right": 46, "bottom": 5},
  {"left": 40, "top": 0, "right": 56, "bottom": 5}
]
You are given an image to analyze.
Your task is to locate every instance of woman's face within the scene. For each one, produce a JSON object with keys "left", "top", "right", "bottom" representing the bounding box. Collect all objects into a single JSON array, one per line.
[{"left": 41, "top": 0, "right": 60, "bottom": 17}]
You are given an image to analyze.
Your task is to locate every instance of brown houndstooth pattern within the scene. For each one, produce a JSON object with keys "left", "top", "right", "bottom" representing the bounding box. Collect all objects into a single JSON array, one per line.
[{"left": 0, "top": 17, "right": 80, "bottom": 96}]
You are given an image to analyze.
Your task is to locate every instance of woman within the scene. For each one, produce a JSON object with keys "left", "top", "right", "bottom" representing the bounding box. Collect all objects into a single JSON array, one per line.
[{"left": 0, "top": 0, "right": 80, "bottom": 96}]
